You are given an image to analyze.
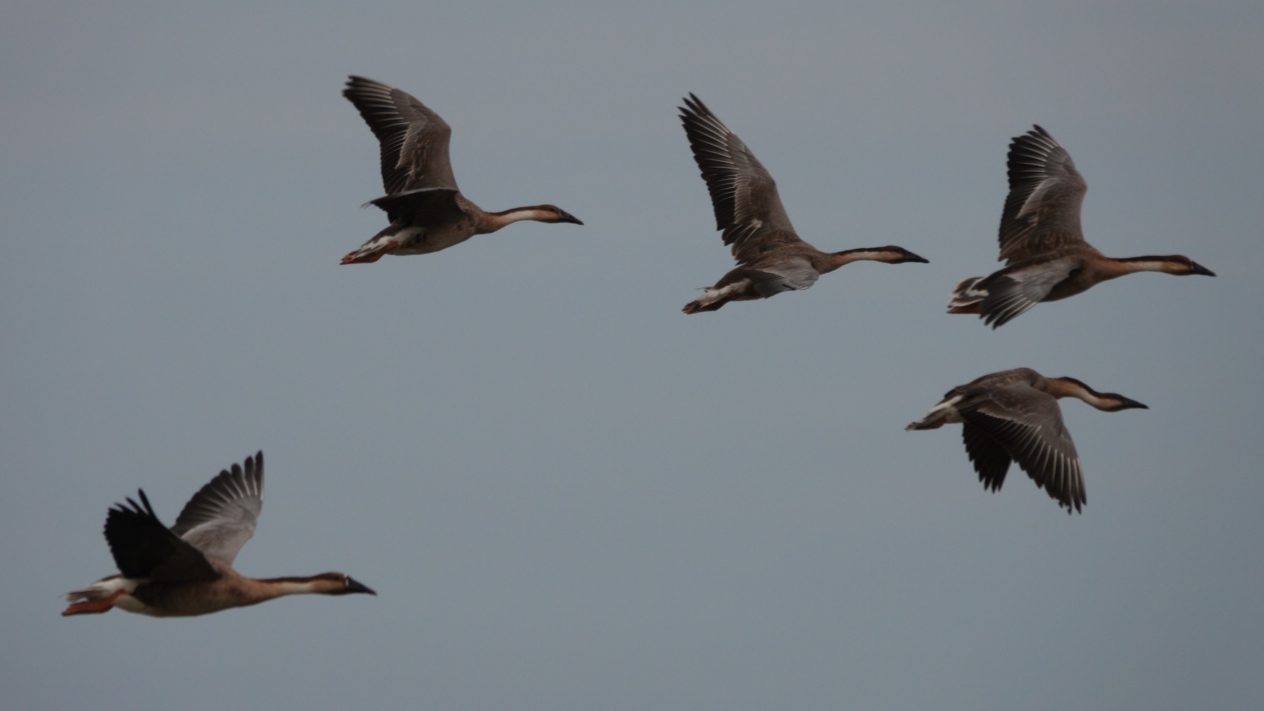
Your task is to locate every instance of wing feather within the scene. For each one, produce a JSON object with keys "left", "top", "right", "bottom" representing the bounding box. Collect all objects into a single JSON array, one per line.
[
  {"left": 170, "top": 452, "right": 264, "bottom": 564},
  {"left": 997, "top": 125, "right": 1088, "bottom": 264},
  {"left": 961, "top": 423, "right": 1013, "bottom": 493},
  {"left": 961, "top": 383, "right": 1086, "bottom": 512},
  {"left": 679, "top": 94, "right": 800, "bottom": 265},
  {"left": 344, "top": 76, "right": 458, "bottom": 195},
  {"left": 105, "top": 490, "right": 219, "bottom": 582},
  {"left": 979, "top": 258, "right": 1076, "bottom": 328}
]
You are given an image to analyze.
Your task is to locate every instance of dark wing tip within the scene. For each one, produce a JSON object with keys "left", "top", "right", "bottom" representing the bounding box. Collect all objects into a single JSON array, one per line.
[
  {"left": 113, "top": 488, "right": 159, "bottom": 521},
  {"left": 248, "top": 450, "right": 264, "bottom": 484},
  {"left": 1009, "top": 124, "right": 1060, "bottom": 154},
  {"left": 344, "top": 74, "right": 384, "bottom": 92},
  {"left": 679, "top": 93, "right": 712, "bottom": 121},
  {"left": 169, "top": 451, "right": 266, "bottom": 538}
]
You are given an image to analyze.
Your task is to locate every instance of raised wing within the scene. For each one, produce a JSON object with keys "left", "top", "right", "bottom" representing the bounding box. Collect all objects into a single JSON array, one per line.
[
  {"left": 344, "top": 76, "right": 458, "bottom": 195},
  {"left": 105, "top": 490, "right": 219, "bottom": 582},
  {"left": 170, "top": 452, "right": 264, "bottom": 565},
  {"left": 997, "top": 125, "right": 1088, "bottom": 264},
  {"left": 961, "top": 382, "right": 1085, "bottom": 512},
  {"left": 680, "top": 94, "right": 799, "bottom": 265}
]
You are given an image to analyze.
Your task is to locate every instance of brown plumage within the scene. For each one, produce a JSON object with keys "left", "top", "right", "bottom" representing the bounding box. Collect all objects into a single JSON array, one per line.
[
  {"left": 906, "top": 368, "right": 1148, "bottom": 513},
  {"left": 62, "top": 452, "right": 375, "bottom": 617},
  {"left": 678, "top": 94, "right": 927, "bottom": 313},
  {"left": 949, "top": 125, "right": 1214, "bottom": 327},
  {"left": 340, "top": 76, "right": 582, "bottom": 264}
]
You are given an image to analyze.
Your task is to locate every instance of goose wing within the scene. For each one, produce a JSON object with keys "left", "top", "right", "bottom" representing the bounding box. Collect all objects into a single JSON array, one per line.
[
  {"left": 712, "top": 257, "right": 822, "bottom": 298},
  {"left": 344, "top": 76, "right": 459, "bottom": 195},
  {"left": 170, "top": 452, "right": 264, "bottom": 565},
  {"left": 680, "top": 94, "right": 800, "bottom": 266},
  {"left": 960, "top": 381, "right": 1086, "bottom": 512},
  {"left": 105, "top": 490, "right": 219, "bottom": 582},
  {"left": 366, "top": 188, "right": 463, "bottom": 225},
  {"left": 997, "top": 125, "right": 1088, "bottom": 265},
  {"left": 977, "top": 257, "right": 1077, "bottom": 328},
  {"left": 960, "top": 423, "right": 1014, "bottom": 494}
]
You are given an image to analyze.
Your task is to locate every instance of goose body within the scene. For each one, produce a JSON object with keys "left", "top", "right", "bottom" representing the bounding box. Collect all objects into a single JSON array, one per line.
[
  {"left": 63, "top": 452, "right": 375, "bottom": 617},
  {"left": 949, "top": 125, "right": 1213, "bottom": 327},
  {"left": 678, "top": 94, "right": 927, "bottom": 314},
  {"left": 906, "top": 368, "right": 1148, "bottom": 513},
  {"left": 340, "top": 76, "right": 582, "bottom": 264}
]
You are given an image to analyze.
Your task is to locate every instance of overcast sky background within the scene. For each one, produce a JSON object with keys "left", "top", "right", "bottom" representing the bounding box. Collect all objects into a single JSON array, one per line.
[{"left": 3, "top": 2, "right": 1262, "bottom": 709}]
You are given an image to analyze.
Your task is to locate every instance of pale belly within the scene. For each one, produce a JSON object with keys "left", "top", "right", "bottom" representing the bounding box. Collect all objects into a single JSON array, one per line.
[{"left": 392, "top": 225, "right": 477, "bottom": 255}]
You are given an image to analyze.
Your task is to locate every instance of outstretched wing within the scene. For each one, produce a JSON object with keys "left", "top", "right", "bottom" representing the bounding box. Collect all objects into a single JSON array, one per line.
[
  {"left": 344, "top": 76, "right": 459, "bottom": 194},
  {"left": 680, "top": 94, "right": 800, "bottom": 265},
  {"left": 961, "top": 382, "right": 1085, "bottom": 512},
  {"left": 170, "top": 452, "right": 264, "bottom": 565},
  {"left": 105, "top": 491, "right": 219, "bottom": 582},
  {"left": 997, "top": 125, "right": 1088, "bottom": 264}
]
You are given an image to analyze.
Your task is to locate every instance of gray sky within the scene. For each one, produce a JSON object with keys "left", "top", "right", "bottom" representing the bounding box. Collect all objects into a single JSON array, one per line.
[{"left": 4, "top": 2, "right": 1262, "bottom": 709}]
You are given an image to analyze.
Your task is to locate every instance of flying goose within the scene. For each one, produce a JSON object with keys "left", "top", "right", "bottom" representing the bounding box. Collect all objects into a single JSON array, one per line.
[
  {"left": 63, "top": 452, "right": 375, "bottom": 617},
  {"left": 678, "top": 93, "right": 927, "bottom": 314},
  {"left": 906, "top": 368, "right": 1148, "bottom": 513},
  {"left": 340, "top": 76, "right": 582, "bottom": 264},
  {"left": 949, "top": 125, "right": 1214, "bottom": 327}
]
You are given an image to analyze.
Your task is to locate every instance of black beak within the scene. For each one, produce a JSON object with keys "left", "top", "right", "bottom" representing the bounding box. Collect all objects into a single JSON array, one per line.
[
  {"left": 902, "top": 251, "right": 930, "bottom": 264},
  {"left": 557, "top": 210, "right": 583, "bottom": 226},
  {"left": 1119, "top": 397, "right": 1149, "bottom": 411},
  {"left": 345, "top": 577, "right": 377, "bottom": 595},
  {"left": 1189, "top": 261, "right": 1215, "bottom": 277}
]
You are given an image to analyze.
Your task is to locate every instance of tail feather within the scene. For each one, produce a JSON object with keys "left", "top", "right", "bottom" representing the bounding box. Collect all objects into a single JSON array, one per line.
[
  {"left": 906, "top": 416, "right": 948, "bottom": 431},
  {"left": 62, "top": 576, "right": 132, "bottom": 616},
  {"left": 62, "top": 590, "right": 125, "bottom": 616},
  {"left": 341, "top": 238, "right": 398, "bottom": 264},
  {"left": 65, "top": 588, "right": 95, "bottom": 603},
  {"left": 906, "top": 396, "right": 963, "bottom": 430},
  {"left": 947, "top": 277, "right": 986, "bottom": 313},
  {"left": 682, "top": 297, "right": 727, "bottom": 314},
  {"left": 682, "top": 284, "right": 733, "bottom": 314}
]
